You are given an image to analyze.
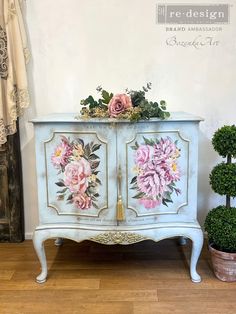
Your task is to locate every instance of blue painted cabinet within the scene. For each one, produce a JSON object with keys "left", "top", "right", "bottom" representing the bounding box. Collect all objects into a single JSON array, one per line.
[{"left": 32, "top": 112, "right": 203, "bottom": 283}]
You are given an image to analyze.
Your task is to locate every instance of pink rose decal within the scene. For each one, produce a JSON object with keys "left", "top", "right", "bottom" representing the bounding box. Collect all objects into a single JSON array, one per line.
[
  {"left": 51, "top": 137, "right": 102, "bottom": 210},
  {"left": 73, "top": 193, "right": 92, "bottom": 210},
  {"left": 64, "top": 159, "right": 91, "bottom": 193},
  {"left": 108, "top": 94, "right": 132, "bottom": 117},
  {"left": 130, "top": 136, "right": 181, "bottom": 209}
]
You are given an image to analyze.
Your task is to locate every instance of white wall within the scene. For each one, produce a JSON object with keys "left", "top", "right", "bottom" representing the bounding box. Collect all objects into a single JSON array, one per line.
[{"left": 19, "top": 0, "right": 236, "bottom": 238}]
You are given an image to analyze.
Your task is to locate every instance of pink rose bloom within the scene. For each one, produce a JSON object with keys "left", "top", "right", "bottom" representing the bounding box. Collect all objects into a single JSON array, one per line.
[
  {"left": 137, "top": 162, "right": 167, "bottom": 197},
  {"left": 73, "top": 193, "right": 92, "bottom": 210},
  {"left": 135, "top": 145, "right": 153, "bottom": 167},
  {"left": 154, "top": 137, "right": 178, "bottom": 163},
  {"left": 51, "top": 140, "right": 72, "bottom": 168},
  {"left": 64, "top": 158, "right": 91, "bottom": 193},
  {"left": 139, "top": 198, "right": 162, "bottom": 209},
  {"left": 108, "top": 94, "right": 132, "bottom": 117}
]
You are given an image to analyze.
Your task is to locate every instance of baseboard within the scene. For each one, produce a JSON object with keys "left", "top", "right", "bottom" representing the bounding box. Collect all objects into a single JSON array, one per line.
[{"left": 25, "top": 232, "right": 33, "bottom": 240}]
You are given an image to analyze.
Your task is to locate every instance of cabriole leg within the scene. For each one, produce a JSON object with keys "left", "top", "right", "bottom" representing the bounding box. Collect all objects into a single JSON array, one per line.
[
  {"left": 33, "top": 231, "right": 48, "bottom": 283},
  {"left": 54, "top": 238, "right": 64, "bottom": 246},
  {"left": 190, "top": 230, "right": 204, "bottom": 283},
  {"left": 179, "top": 236, "right": 187, "bottom": 246}
]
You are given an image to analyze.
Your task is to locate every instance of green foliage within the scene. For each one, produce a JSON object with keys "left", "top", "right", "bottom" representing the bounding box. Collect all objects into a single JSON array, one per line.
[
  {"left": 210, "top": 162, "right": 236, "bottom": 197},
  {"left": 126, "top": 83, "right": 170, "bottom": 121},
  {"left": 212, "top": 125, "right": 236, "bottom": 158},
  {"left": 80, "top": 86, "right": 113, "bottom": 112},
  {"left": 80, "top": 83, "right": 170, "bottom": 122},
  {"left": 204, "top": 206, "right": 236, "bottom": 252}
]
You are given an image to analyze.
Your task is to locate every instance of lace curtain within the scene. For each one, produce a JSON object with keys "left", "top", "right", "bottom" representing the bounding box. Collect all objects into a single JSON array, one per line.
[{"left": 0, "top": 0, "right": 30, "bottom": 145}]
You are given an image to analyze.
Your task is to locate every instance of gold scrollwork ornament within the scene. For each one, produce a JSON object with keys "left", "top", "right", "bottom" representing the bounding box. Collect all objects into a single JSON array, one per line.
[{"left": 90, "top": 232, "right": 147, "bottom": 244}]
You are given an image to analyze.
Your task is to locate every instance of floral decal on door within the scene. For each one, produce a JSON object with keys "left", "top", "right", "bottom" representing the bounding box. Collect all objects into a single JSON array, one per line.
[
  {"left": 51, "top": 136, "right": 101, "bottom": 210},
  {"left": 130, "top": 137, "right": 181, "bottom": 209}
]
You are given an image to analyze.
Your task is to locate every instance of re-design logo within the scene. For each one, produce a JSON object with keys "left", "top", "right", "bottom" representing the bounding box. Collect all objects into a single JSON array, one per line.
[{"left": 157, "top": 4, "right": 230, "bottom": 24}]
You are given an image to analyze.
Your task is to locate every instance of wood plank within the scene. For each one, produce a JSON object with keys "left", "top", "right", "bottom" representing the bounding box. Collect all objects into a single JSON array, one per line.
[
  {"left": 100, "top": 278, "right": 235, "bottom": 290},
  {"left": 0, "top": 302, "right": 133, "bottom": 314},
  {"left": 0, "top": 270, "right": 14, "bottom": 280},
  {"left": 0, "top": 290, "right": 158, "bottom": 302},
  {"left": 133, "top": 302, "right": 236, "bottom": 314},
  {"left": 0, "top": 278, "right": 100, "bottom": 290},
  {"left": 157, "top": 288, "right": 236, "bottom": 302}
]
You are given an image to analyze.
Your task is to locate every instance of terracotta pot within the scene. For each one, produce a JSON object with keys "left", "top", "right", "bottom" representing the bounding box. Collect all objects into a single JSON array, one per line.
[{"left": 209, "top": 244, "right": 236, "bottom": 282}]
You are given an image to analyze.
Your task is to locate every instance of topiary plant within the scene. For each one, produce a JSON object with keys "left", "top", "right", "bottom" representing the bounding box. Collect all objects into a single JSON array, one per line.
[
  {"left": 212, "top": 125, "right": 236, "bottom": 159},
  {"left": 210, "top": 163, "right": 236, "bottom": 198},
  {"left": 204, "top": 125, "right": 236, "bottom": 252},
  {"left": 204, "top": 206, "right": 236, "bottom": 252}
]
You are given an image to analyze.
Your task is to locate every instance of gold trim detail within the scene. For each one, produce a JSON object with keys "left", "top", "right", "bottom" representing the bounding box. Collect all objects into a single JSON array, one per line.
[{"left": 90, "top": 232, "right": 147, "bottom": 244}]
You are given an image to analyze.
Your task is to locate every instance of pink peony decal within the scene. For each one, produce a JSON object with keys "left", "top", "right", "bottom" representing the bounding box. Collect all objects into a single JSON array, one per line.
[
  {"left": 51, "top": 136, "right": 101, "bottom": 210},
  {"left": 135, "top": 145, "right": 154, "bottom": 167},
  {"left": 51, "top": 138, "right": 72, "bottom": 168},
  {"left": 131, "top": 136, "right": 181, "bottom": 209},
  {"left": 108, "top": 94, "right": 132, "bottom": 117},
  {"left": 137, "top": 163, "right": 167, "bottom": 197},
  {"left": 139, "top": 198, "right": 162, "bottom": 209}
]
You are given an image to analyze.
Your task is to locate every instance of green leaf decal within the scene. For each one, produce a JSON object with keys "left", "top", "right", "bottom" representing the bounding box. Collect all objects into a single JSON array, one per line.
[
  {"left": 91, "top": 160, "right": 100, "bottom": 169},
  {"left": 92, "top": 144, "right": 101, "bottom": 152},
  {"left": 133, "top": 192, "right": 146, "bottom": 199},
  {"left": 96, "top": 177, "right": 102, "bottom": 185},
  {"left": 130, "top": 176, "right": 137, "bottom": 184},
  {"left": 55, "top": 181, "right": 65, "bottom": 187},
  {"left": 89, "top": 153, "right": 99, "bottom": 160},
  {"left": 57, "top": 187, "right": 68, "bottom": 194}
]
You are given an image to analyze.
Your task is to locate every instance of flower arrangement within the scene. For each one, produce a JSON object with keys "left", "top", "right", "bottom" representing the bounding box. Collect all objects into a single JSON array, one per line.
[
  {"left": 79, "top": 83, "right": 170, "bottom": 121},
  {"left": 51, "top": 135, "right": 102, "bottom": 210},
  {"left": 130, "top": 136, "right": 181, "bottom": 209}
]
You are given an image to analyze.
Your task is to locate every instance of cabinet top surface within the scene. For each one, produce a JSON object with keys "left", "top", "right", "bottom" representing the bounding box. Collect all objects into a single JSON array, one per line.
[{"left": 31, "top": 112, "right": 203, "bottom": 124}]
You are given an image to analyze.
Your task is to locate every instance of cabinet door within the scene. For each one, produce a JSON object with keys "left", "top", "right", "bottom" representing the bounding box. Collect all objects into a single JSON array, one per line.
[
  {"left": 36, "top": 123, "right": 117, "bottom": 226},
  {"left": 117, "top": 122, "right": 195, "bottom": 225}
]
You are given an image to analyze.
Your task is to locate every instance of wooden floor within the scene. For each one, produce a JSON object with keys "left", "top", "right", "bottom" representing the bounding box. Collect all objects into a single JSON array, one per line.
[{"left": 0, "top": 239, "right": 235, "bottom": 314}]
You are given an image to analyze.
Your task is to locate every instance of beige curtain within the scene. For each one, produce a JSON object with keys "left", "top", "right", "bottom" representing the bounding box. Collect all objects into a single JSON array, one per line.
[{"left": 0, "top": 0, "right": 30, "bottom": 145}]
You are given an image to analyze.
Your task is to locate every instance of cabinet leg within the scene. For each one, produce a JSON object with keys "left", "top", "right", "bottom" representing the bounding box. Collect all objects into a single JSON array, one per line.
[
  {"left": 190, "top": 230, "right": 204, "bottom": 283},
  {"left": 33, "top": 231, "right": 48, "bottom": 284},
  {"left": 55, "top": 238, "right": 64, "bottom": 246},
  {"left": 179, "top": 237, "right": 187, "bottom": 246}
]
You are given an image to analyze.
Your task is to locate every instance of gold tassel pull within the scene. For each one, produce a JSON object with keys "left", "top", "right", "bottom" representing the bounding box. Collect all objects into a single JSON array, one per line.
[
  {"left": 116, "top": 165, "right": 125, "bottom": 221},
  {"left": 117, "top": 196, "right": 125, "bottom": 221}
]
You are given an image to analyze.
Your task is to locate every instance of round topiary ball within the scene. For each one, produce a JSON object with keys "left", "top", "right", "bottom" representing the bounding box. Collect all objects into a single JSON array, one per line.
[
  {"left": 212, "top": 125, "right": 236, "bottom": 158},
  {"left": 210, "top": 162, "right": 236, "bottom": 197},
  {"left": 204, "top": 205, "right": 236, "bottom": 252}
]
